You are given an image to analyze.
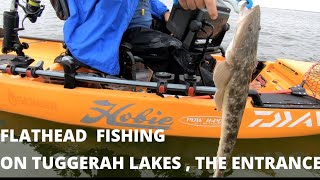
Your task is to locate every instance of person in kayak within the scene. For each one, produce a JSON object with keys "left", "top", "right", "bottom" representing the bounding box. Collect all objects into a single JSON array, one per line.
[
  {"left": 62, "top": 0, "right": 218, "bottom": 77},
  {"left": 121, "top": 0, "right": 261, "bottom": 89},
  {"left": 121, "top": 0, "right": 218, "bottom": 86}
]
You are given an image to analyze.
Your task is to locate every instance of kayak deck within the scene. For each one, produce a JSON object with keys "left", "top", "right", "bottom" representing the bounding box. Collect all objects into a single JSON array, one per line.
[{"left": 0, "top": 37, "right": 319, "bottom": 139}]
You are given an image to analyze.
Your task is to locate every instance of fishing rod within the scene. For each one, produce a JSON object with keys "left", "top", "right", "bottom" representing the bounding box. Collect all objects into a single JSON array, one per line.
[
  {"left": 0, "top": 63, "right": 218, "bottom": 95},
  {"left": 0, "top": 61, "right": 264, "bottom": 107},
  {"left": 2, "top": 0, "right": 44, "bottom": 55}
]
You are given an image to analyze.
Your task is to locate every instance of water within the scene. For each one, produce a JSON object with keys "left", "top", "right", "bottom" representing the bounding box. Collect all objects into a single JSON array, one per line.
[
  {"left": 0, "top": 0, "right": 320, "bottom": 178},
  {"left": 1, "top": 0, "right": 319, "bottom": 61}
]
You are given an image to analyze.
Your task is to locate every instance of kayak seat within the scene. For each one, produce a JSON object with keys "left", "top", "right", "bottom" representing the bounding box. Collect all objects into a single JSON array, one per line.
[
  {"left": 53, "top": 51, "right": 107, "bottom": 76},
  {"left": 51, "top": 54, "right": 137, "bottom": 89},
  {"left": 52, "top": 42, "right": 151, "bottom": 85},
  {"left": 119, "top": 41, "right": 153, "bottom": 81}
]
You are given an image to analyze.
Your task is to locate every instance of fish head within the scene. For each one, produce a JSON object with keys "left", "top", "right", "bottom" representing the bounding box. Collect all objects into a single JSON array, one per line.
[
  {"left": 226, "top": 4, "right": 261, "bottom": 65},
  {"left": 235, "top": 4, "right": 261, "bottom": 46}
]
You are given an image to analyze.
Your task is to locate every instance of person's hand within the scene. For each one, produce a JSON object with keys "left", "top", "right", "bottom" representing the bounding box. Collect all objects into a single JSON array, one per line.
[
  {"left": 164, "top": 11, "right": 171, "bottom": 22},
  {"left": 249, "top": 81, "right": 262, "bottom": 90},
  {"left": 178, "top": 0, "right": 218, "bottom": 20}
]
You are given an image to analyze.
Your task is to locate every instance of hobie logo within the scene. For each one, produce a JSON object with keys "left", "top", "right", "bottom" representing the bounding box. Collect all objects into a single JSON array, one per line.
[
  {"left": 249, "top": 111, "right": 320, "bottom": 128},
  {"left": 179, "top": 116, "right": 222, "bottom": 127},
  {"left": 81, "top": 100, "right": 173, "bottom": 130}
]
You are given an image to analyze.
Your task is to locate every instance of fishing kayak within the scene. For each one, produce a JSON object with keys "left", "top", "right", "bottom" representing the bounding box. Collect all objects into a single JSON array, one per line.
[{"left": 0, "top": 37, "right": 319, "bottom": 139}]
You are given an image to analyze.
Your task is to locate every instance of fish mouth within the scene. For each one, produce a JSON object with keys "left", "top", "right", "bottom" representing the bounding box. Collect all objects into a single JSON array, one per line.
[
  {"left": 236, "top": 4, "right": 260, "bottom": 29},
  {"left": 240, "top": 4, "right": 260, "bottom": 19}
]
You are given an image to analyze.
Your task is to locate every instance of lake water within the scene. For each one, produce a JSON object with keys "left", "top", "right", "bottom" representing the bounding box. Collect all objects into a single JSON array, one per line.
[
  {"left": 1, "top": 0, "right": 319, "bottom": 61},
  {"left": 0, "top": 0, "right": 320, "bottom": 178}
]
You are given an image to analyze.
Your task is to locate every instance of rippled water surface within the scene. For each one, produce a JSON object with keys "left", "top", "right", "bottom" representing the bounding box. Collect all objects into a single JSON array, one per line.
[
  {"left": 1, "top": 0, "right": 319, "bottom": 61},
  {"left": 0, "top": 0, "right": 319, "bottom": 178}
]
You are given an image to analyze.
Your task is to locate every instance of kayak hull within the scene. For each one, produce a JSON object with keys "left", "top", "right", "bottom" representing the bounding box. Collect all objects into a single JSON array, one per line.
[{"left": 0, "top": 37, "right": 319, "bottom": 139}]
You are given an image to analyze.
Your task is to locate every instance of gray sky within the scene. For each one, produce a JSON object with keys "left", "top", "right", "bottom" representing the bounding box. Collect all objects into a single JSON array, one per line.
[
  {"left": 161, "top": 0, "right": 320, "bottom": 12},
  {"left": 254, "top": 0, "right": 320, "bottom": 12}
]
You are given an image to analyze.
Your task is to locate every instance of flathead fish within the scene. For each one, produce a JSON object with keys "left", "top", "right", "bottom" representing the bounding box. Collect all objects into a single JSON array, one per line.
[{"left": 212, "top": 3, "right": 261, "bottom": 177}]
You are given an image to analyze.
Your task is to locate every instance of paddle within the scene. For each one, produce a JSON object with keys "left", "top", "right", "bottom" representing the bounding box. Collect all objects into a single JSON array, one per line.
[{"left": 0, "top": 28, "right": 4, "bottom": 38}]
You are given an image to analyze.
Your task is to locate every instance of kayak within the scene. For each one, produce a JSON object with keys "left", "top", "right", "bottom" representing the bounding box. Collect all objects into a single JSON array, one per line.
[{"left": 0, "top": 36, "right": 319, "bottom": 139}]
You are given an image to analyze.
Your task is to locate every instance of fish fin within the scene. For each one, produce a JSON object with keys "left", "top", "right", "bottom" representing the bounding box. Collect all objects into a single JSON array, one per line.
[
  {"left": 213, "top": 61, "right": 232, "bottom": 111},
  {"left": 214, "top": 89, "right": 225, "bottom": 111}
]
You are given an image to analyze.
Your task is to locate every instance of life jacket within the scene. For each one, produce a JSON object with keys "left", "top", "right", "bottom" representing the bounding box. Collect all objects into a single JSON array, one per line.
[
  {"left": 49, "top": 0, "right": 70, "bottom": 20},
  {"left": 49, "top": 0, "right": 168, "bottom": 76}
]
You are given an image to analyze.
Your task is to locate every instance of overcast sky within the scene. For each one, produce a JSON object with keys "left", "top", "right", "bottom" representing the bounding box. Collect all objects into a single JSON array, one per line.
[
  {"left": 254, "top": 0, "right": 320, "bottom": 12},
  {"left": 162, "top": 0, "right": 320, "bottom": 12}
]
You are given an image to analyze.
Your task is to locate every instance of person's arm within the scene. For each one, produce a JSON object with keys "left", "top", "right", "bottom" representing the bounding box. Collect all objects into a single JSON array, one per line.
[
  {"left": 163, "top": 11, "right": 170, "bottom": 22},
  {"left": 150, "top": 0, "right": 170, "bottom": 21},
  {"left": 178, "top": 0, "right": 218, "bottom": 20}
]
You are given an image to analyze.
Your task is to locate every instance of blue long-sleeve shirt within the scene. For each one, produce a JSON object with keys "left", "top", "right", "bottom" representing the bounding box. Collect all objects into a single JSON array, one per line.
[
  {"left": 128, "top": 0, "right": 152, "bottom": 29},
  {"left": 64, "top": 0, "right": 169, "bottom": 75}
]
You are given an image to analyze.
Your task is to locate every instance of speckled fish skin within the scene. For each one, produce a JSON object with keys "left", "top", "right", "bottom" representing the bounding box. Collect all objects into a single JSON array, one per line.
[{"left": 213, "top": 4, "right": 261, "bottom": 177}]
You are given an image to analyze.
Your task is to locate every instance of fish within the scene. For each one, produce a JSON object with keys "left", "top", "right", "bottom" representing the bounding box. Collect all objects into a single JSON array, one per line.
[{"left": 212, "top": 3, "right": 261, "bottom": 177}]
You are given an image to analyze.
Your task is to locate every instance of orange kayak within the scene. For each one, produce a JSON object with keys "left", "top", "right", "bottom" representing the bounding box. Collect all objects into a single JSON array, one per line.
[{"left": 0, "top": 37, "right": 319, "bottom": 139}]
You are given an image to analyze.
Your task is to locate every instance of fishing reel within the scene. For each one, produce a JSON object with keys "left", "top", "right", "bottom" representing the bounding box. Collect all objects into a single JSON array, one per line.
[
  {"left": 1, "top": 0, "right": 44, "bottom": 68},
  {"left": 25, "top": 0, "right": 45, "bottom": 23}
]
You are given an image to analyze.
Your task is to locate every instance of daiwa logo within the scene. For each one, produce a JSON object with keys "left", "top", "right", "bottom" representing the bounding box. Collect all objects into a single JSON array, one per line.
[{"left": 249, "top": 111, "right": 320, "bottom": 128}]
